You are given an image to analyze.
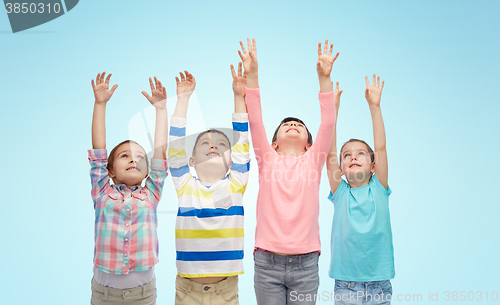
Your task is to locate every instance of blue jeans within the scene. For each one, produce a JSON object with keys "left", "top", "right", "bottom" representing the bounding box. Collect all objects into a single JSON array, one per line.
[
  {"left": 254, "top": 249, "right": 320, "bottom": 305},
  {"left": 334, "top": 280, "right": 392, "bottom": 305}
]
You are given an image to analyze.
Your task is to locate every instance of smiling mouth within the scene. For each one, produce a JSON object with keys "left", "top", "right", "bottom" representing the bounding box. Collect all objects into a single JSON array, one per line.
[
  {"left": 349, "top": 164, "right": 361, "bottom": 168},
  {"left": 286, "top": 128, "right": 299, "bottom": 133},
  {"left": 206, "top": 152, "right": 221, "bottom": 157},
  {"left": 127, "top": 167, "right": 141, "bottom": 171}
]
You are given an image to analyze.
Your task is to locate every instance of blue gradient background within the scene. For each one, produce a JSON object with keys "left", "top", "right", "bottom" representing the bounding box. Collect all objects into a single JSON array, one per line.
[{"left": 1, "top": 1, "right": 499, "bottom": 304}]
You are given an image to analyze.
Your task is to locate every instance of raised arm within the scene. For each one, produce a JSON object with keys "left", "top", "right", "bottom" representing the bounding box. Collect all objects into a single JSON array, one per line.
[
  {"left": 327, "top": 82, "right": 343, "bottom": 194},
  {"left": 173, "top": 71, "right": 196, "bottom": 118},
  {"left": 317, "top": 39, "right": 339, "bottom": 93},
  {"left": 365, "top": 74, "right": 388, "bottom": 189},
  {"left": 240, "top": 38, "right": 274, "bottom": 160},
  {"left": 91, "top": 72, "right": 118, "bottom": 149},
  {"left": 141, "top": 77, "right": 168, "bottom": 160},
  {"left": 231, "top": 62, "right": 247, "bottom": 114},
  {"left": 308, "top": 40, "right": 338, "bottom": 158}
]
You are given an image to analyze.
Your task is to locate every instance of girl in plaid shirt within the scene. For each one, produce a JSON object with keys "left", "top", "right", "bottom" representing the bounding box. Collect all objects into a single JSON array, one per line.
[{"left": 88, "top": 72, "right": 168, "bottom": 305}]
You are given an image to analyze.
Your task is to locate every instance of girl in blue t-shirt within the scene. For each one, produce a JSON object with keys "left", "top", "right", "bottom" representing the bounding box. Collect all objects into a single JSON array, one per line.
[{"left": 326, "top": 75, "right": 394, "bottom": 305}]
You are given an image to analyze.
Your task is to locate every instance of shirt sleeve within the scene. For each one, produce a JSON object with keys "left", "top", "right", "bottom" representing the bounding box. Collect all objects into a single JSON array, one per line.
[
  {"left": 328, "top": 179, "right": 348, "bottom": 205},
  {"left": 88, "top": 149, "right": 110, "bottom": 208},
  {"left": 229, "top": 113, "right": 250, "bottom": 193},
  {"left": 307, "top": 91, "right": 336, "bottom": 165},
  {"left": 245, "top": 87, "right": 274, "bottom": 163},
  {"left": 168, "top": 116, "right": 193, "bottom": 194},
  {"left": 144, "top": 158, "right": 168, "bottom": 206}
]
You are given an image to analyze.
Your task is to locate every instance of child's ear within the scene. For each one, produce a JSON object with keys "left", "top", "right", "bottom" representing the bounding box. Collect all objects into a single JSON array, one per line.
[
  {"left": 370, "top": 162, "right": 376, "bottom": 173},
  {"left": 271, "top": 142, "right": 278, "bottom": 151},
  {"left": 189, "top": 157, "right": 195, "bottom": 167},
  {"left": 339, "top": 164, "right": 344, "bottom": 176},
  {"left": 108, "top": 169, "right": 116, "bottom": 178},
  {"left": 305, "top": 143, "right": 312, "bottom": 151}
]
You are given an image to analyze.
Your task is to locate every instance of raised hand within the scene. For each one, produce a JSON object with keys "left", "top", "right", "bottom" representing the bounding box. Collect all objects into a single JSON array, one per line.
[
  {"left": 91, "top": 72, "right": 118, "bottom": 104},
  {"left": 334, "top": 81, "right": 343, "bottom": 111},
  {"left": 175, "top": 70, "right": 196, "bottom": 97},
  {"left": 238, "top": 38, "right": 258, "bottom": 75},
  {"left": 142, "top": 77, "right": 167, "bottom": 109},
  {"left": 231, "top": 62, "right": 246, "bottom": 97},
  {"left": 317, "top": 40, "right": 339, "bottom": 78},
  {"left": 365, "top": 74, "right": 384, "bottom": 107}
]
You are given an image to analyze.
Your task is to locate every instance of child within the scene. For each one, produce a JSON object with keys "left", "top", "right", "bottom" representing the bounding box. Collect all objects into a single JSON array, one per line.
[
  {"left": 326, "top": 75, "right": 394, "bottom": 305},
  {"left": 168, "top": 69, "right": 250, "bottom": 305},
  {"left": 88, "top": 72, "right": 168, "bottom": 305},
  {"left": 239, "top": 38, "right": 337, "bottom": 305}
]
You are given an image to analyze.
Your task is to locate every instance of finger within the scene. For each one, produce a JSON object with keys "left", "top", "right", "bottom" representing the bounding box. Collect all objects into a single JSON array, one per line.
[
  {"left": 149, "top": 77, "right": 154, "bottom": 92},
  {"left": 180, "top": 72, "right": 186, "bottom": 82},
  {"left": 247, "top": 38, "right": 251, "bottom": 54},
  {"left": 339, "top": 90, "right": 343, "bottom": 96},
  {"left": 154, "top": 76, "right": 159, "bottom": 89},
  {"left": 318, "top": 42, "right": 322, "bottom": 56},
  {"left": 110, "top": 84, "right": 118, "bottom": 95},
  {"left": 101, "top": 72, "right": 106, "bottom": 84},
  {"left": 175, "top": 77, "right": 180, "bottom": 85},
  {"left": 376, "top": 76, "right": 380, "bottom": 88},
  {"left": 323, "top": 39, "right": 328, "bottom": 55},
  {"left": 336, "top": 81, "right": 339, "bottom": 92},
  {"left": 365, "top": 76, "right": 370, "bottom": 88},
  {"left": 252, "top": 38, "right": 256, "bottom": 53},
  {"left": 380, "top": 80, "right": 385, "bottom": 92},
  {"left": 372, "top": 74, "right": 376, "bottom": 87},
  {"left": 238, "top": 62, "right": 242, "bottom": 77},
  {"left": 328, "top": 43, "right": 333, "bottom": 57},
  {"left": 239, "top": 41, "right": 247, "bottom": 54},
  {"left": 142, "top": 91, "right": 151, "bottom": 100},
  {"left": 105, "top": 73, "right": 112, "bottom": 85},
  {"left": 158, "top": 80, "right": 163, "bottom": 89},
  {"left": 184, "top": 70, "right": 190, "bottom": 81},
  {"left": 230, "top": 64, "right": 236, "bottom": 78},
  {"left": 332, "top": 52, "right": 339, "bottom": 62},
  {"left": 96, "top": 73, "right": 101, "bottom": 84},
  {"left": 162, "top": 87, "right": 166, "bottom": 97},
  {"left": 91, "top": 79, "right": 95, "bottom": 89}
]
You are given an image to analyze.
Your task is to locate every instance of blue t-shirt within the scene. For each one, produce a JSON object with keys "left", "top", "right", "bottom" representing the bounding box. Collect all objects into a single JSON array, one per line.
[{"left": 328, "top": 175, "right": 395, "bottom": 282}]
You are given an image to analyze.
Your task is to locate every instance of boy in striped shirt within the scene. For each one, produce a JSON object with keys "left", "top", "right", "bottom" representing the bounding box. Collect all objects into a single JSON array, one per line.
[{"left": 169, "top": 67, "right": 249, "bottom": 305}]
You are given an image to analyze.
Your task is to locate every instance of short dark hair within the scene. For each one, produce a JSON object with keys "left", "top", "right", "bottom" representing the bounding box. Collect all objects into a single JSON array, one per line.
[
  {"left": 271, "top": 117, "right": 313, "bottom": 145},
  {"left": 339, "top": 139, "right": 374, "bottom": 164},
  {"left": 192, "top": 129, "right": 231, "bottom": 155},
  {"left": 107, "top": 140, "right": 149, "bottom": 173}
]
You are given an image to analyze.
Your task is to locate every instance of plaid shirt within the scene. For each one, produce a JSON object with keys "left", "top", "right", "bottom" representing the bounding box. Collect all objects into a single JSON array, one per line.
[{"left": 88, "top": 149, "right": 167, "bottom": 275}]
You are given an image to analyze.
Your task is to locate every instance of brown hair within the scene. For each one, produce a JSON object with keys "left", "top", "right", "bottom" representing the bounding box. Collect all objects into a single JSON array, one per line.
[
  {"left": 339, "top": 139, "right": 374, "bottom": 164},
  {"left": 107, "top": 140, "right": 149, "bottom": 173},
  {"left": 271, "top": 117, "right": 313, "bottom": 145},
  {"left": 192, "top": 129, "right": 231, "bottom": 155}
]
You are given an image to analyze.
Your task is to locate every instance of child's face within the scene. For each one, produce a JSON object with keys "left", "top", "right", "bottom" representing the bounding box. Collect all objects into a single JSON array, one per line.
[
  {"left": 189, "top": 132, "right": 231, "bottom": 172},
  {"left": 109, "top": 142, "right": 148, "bottom": 187},
  {"left": 340, "top": 141, "right": 375, "bottom": 183},
  {"left": 273, "top": 121, "right": 311, "bottom": 151}
]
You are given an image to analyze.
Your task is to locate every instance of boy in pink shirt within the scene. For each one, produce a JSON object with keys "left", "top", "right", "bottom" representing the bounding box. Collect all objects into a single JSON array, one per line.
[{"left": 238, "top": 39, "right": 339, "bottom": 304}]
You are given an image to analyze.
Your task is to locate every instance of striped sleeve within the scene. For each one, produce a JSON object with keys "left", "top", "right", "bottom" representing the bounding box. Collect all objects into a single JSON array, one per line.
[
  {"left": 144, "top": 159, "right": 168, "bottom": 205},
  {"left": 229, "top": 113, "right": 250, "bottom": 191},
  {"left": 168, "top": 116, "right": 193, "bottom": 192},
  {"left": 88, "top": 149, "right": 110, "bottom": 208}
]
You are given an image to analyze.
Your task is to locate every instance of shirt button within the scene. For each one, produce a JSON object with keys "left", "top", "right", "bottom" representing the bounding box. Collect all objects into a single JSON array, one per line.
[
  {"left": 204, "top": 286, "right": 210, "bottom": 291},
  {"left": 289, "top": 258, "right": 293, "bottom": 262},
  {"left": 125, "top": 253, "right": 128, "bottom": 257},
  {"left": 124, "top": 290, "right": 131, "bottom": 296},
  {"left": 125, "top": 238, "right": 129, "bottom": 241},
  {"left": 127, "top": 208, "right": 130, "bottom": 212},
  {"left": 126, "top": 223, "right": 129, "bottom": 227}
]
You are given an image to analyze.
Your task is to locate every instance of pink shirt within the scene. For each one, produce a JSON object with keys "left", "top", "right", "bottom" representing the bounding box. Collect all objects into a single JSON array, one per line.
[{"left": 245, "top": 87, "right": 336, "bottom": 254}]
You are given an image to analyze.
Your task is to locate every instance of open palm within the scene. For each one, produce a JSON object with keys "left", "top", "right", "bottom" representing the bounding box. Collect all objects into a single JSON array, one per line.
[
  {"left": 365, "top": 74, "right": 384, "bottom": 107},
  {"left": 142, "top": 77, "right": 167, "bottom": 109},
  {"left": 176, "top": 71, "right": 196, "bottom": 97},
  {"left": 317, "top": 40, "right": 339, "bottom": 77},
  {"left": 91, "top": 72, "right": 118, "bottom": 104}
]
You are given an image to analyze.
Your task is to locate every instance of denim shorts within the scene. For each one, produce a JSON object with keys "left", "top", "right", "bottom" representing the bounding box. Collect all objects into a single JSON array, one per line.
[
  {"left": 254, "top": 249, "right": 320, "bottom": 305},
  {"left": 334, "top": 280, "right": 392, "bottom": 305}
]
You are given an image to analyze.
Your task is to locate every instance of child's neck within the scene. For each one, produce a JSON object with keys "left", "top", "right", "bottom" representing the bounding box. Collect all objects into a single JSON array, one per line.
[
  {"left": 346, "top": 175, "right": 371, "bottom": 188},
  {"left": 276, "top": 143, "right": 307, "bottom": 157},
  {"left": 196, "top": 168, "right": 227, "bottom": 183}
]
